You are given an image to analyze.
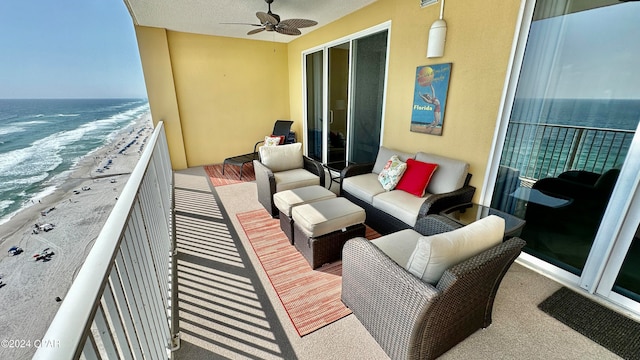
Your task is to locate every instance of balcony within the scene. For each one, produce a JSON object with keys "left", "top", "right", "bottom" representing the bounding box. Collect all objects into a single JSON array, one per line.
[
  {"left": 500, "top": 121, "right": 633, "bottom": 186},
  {"left": 33, "top": 124, "right": 623, "bottom": 359}
]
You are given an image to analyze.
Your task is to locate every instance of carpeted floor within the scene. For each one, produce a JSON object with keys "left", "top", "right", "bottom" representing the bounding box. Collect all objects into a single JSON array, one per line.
[{"left": 539, "top": 287, "right": 640, "bottom": 360}]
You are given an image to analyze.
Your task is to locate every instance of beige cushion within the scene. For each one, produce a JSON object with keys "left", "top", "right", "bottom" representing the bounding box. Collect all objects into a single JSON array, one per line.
[
  {"left": 415, "top": 152, "right": 469, "bottom": 194},
  {"left": 292, "top": 197, "right": 366, "bottom": 237},
  {"left": 274, "top": 169, "right": 320, "bottom": 192},
  {"left": 273, "top": 185, "right": 336, "bottom": 217},
  {"left": 260, "top": 143, "right": 303, "bottom": 172},
  {"left": 371, "top": 229, "right": 422, "bottom": 266},
  {"left": 372, "top": 190, "right": 430, "bottom": 226},
  {"left": 406, "top": 215, "right": 505, "bottom": 284},
  {"left": 342, "top": 173, "right": 385, "bottom": 204},
  {"left": 373, "top": 146, "right": 415, "bottom": 174}
]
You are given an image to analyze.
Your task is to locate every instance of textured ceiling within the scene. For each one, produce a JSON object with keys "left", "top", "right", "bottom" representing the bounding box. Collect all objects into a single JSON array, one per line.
[{"left": 123, "top": 0, "right": 378, "bottom": 43}]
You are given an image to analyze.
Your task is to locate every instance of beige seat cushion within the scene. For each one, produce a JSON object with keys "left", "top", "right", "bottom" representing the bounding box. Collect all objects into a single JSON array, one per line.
[
  {"left": 371, "top": 190, "right": 430, "bottom": 226},
  {"left": 274, "top": 169, "right": 320, "bottom": 192},
  {"left": 371, "top": 229, "right": 422, "bottom": 266},
  {"left": 292, "top": 197, "right": 366, "bottom": 237},
  {"left": 415, "top": 152, "right": 469, "bottom": 194},
  {"left": 406, "top": 215, "right": 505, "bottom": 284},
  {"left": 273, "top": 185, "right": 336, "bottom": 217},
  {"left": 342, "top": 173, "right": 385, "bottom": 204},
  {"left": 259, "top": 143, "right": 304, "bottom": 172}
]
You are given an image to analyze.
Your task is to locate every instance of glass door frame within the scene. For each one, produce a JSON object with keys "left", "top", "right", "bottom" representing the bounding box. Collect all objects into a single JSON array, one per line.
[
  {"left": 481, "top": 0, "right": 640, "bottom": 316},
  {"left": 301, "top": 21, "right": 391, "bottom": 165}
]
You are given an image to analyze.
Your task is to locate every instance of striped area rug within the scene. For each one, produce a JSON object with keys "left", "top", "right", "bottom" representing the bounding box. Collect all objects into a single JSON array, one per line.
[
  {"left": 237, "top": 208, "right": 379, "bottom": 336},
  {"left": 204, "top": 162, "right": 255, "bottom": 187}
]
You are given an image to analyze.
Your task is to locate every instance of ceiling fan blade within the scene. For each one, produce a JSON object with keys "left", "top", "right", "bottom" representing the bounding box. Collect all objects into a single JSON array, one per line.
[
  {"left": 279, "top": 19, "right": 318, "bottom": 29},
  {"left": 247, "top": 28, "right": 266, "bottom": 35},
  {"left": 275, "top": 27, "right": 301, "bottom": 36},
  {"left": 256, "top": 11, "right": 278, "bottom": 25},
  {"left": 220, "top": 22, "right": 263, "bottom": 27}
]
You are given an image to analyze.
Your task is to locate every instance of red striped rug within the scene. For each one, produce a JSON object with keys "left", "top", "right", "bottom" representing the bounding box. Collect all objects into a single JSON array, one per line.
[
  {"left": 237, "top": 208, "right": 379, "bottom": 336},
  {"left": 204, "top": 162, "right": 255, "bottom": 187}
]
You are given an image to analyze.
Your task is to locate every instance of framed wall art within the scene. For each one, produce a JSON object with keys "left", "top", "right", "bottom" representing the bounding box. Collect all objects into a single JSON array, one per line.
[{"left": 410, "top": 63, "right": 451, "bottom": 136}]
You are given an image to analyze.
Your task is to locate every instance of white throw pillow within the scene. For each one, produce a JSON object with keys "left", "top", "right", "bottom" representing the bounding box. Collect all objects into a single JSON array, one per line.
[
  {"left": 259, "top": 143, "right": 304, "bottom": 172},
  {"left": 377, "top": 155, "right": 407, "bottom": 191},
  {"left": 406, "top": 215, "right": 505, "bottom": 284}
]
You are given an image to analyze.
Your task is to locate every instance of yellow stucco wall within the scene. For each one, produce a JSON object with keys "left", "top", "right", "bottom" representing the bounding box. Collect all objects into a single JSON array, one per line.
[
  {"left": 166, "top": 33, "right": 291, "bottom": 167},
  {"left": 135, "top": 26, "right": 188, "bottom": 170},
  {"left": 287, "top": 0, "right": 521, "bottom": 195},
  {"left": 136, "top": 28, "right": 291, "bottom": 168}
]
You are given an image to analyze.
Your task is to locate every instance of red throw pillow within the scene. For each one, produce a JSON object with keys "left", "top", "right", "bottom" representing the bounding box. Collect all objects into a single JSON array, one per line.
[
  {"left": 271, "top": 134, "right": 286, "bottom": 145},
  {"left": 395, "top": 159, "right": 438, "bottom": 197}
]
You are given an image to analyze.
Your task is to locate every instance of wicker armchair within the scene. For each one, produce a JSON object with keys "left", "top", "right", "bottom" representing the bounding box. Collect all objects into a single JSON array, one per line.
[
  {"left": 341, "top": 215, "right": 525, "bottom": 360},
  {"left": 253, "top": 143, "right": 325, "bottom": 217}
]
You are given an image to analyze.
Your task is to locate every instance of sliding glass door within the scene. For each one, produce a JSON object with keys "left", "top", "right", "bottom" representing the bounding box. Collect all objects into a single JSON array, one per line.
[
  {"left": 489, "top": 0, "right": 640, "bottom": 312},
  {"left": 303, "top": 23, "right": 389, "bottom": 169},
  {"left": 348, "top": 31, "right": 387, "bottom": 165}
]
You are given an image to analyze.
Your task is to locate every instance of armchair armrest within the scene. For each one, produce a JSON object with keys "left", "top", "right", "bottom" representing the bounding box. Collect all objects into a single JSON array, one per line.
[
  {"left": 418, "top": 185, "right": 476, "bottom": 217},
  {"left": 253, "top": 159, "right": 277, "bottom": 216},
  {"left": 414, "top": 214, "right": 463, "bottom": 236},
  {"left": 342, "top": 237, "right": 440, "bottom": 360},
  {"left": 302, "top": 156, "right": 326, "bottom": 187}
]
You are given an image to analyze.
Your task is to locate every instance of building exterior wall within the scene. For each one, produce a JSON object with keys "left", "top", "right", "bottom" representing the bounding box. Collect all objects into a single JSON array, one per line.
[{"left": 287, "top": 0, "right": 522, "bottom": 195}]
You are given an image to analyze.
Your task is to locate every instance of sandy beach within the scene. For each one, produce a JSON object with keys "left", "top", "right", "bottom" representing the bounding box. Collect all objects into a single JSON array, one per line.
[{"left": 0, "top": 113, "right": 153, "bottom": 359}]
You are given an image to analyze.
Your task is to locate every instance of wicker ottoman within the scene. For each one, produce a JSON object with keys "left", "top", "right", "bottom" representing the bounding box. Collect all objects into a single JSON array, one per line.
[
  {"left": 292, "top": 197, "right": 366, "bottom": 269},
  {"left": 273, "top": 185, "right": 337, "bottom": 244}
]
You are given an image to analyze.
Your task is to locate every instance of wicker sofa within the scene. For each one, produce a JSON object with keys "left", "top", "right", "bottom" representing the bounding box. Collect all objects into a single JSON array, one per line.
[
  {"left": 342, "top": 215, "right": 526, "bottom": 360},
  {"left": 340, "top": 146, "right": 475, "bottom": 235}
]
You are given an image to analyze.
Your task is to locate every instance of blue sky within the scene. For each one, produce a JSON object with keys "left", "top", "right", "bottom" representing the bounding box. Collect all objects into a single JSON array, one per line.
[
  {"left": 0, "top": 1, "right": 147, "bottom": 99},
  {"left": 518, "top": 3, "right": 640, "bottom": 100}
]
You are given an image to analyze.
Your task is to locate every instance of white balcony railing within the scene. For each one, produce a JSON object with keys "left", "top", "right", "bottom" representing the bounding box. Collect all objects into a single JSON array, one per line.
[{"left": 33, "top": 121, "right": 176, "bottom": 359}]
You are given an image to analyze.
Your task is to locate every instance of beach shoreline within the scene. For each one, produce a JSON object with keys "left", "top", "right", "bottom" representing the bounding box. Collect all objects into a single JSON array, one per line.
[{"left": 0, "top": 112, "right": 153, "bottom": 359}]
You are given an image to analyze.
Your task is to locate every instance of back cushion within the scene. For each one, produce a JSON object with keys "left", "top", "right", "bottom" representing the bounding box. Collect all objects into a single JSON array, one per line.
[
  {"left": 415, "top": 152, "right": 469, "bottom": 194},
  {"left": 259, "top": 142, "right": 303, "bottom": 172},
  {"left": 405, "top": 215, "right": 505, "bottom": 284},
  {"left": 372, "top": 146, "right": 415, "bottom": 174}
]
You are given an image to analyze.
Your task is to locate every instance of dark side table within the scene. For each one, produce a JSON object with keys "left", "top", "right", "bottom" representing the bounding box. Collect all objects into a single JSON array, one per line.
[{"left": 441, "top": 203, "right": 526, "bottom": 239}]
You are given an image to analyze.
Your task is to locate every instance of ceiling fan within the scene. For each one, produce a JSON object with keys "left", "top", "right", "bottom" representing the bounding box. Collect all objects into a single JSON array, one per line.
[{"left": 224, "top": 0, "right": 318, "bottom": 36}]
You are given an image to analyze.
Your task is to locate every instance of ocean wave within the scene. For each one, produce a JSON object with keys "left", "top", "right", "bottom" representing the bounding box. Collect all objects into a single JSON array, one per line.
[
  {"left": 0, "top": 199, "right": 13, "bottom": 212},
  {"left": 0, "top": 125, "right": 25, "bottom": 136}
]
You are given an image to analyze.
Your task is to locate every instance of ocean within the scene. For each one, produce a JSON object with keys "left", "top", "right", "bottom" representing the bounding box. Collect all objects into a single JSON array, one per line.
[{"left": 0, "top": 98, "right": 150, "bottom": 224}]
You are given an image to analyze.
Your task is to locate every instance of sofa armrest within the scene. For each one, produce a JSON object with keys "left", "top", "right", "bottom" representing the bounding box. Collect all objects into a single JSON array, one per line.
[
  {"left": 340, "top": 162, "right": 374, "bottom": 179},
  {"left": 418, "top": 185, "right": 476, "bottom": 217},
  {"left": 303, "top": 156, "right": 326, "bottom": 187},
  {"left": 342, "top": 237, "right": 440, "bottom": 360}
]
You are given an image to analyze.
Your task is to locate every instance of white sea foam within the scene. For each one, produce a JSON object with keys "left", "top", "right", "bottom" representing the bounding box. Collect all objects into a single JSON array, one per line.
[
  {"left": 0, "top": 125, "right": 25, "bottom": 136},
  {"left": 0, "top": 200, "right": 12, "bottom": 213}
]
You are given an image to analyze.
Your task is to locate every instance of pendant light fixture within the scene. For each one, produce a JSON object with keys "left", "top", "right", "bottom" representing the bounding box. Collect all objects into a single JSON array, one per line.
[{"left": 427, "top": 0, "right": 447, "bottom": 58}]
